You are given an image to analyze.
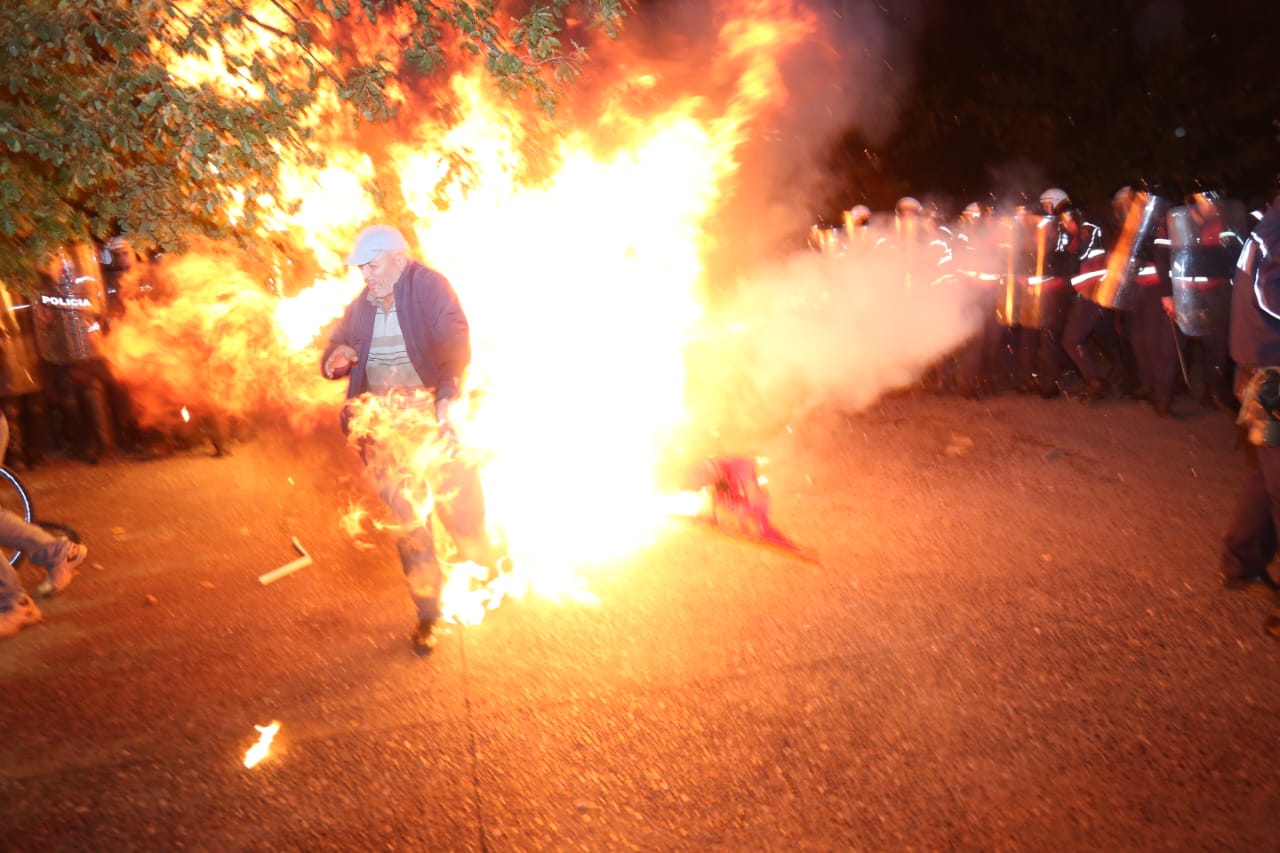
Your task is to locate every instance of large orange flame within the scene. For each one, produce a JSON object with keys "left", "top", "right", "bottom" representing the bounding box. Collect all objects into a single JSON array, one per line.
[{"left": 105, "top": 0, "right": 820, "bottom": 622}]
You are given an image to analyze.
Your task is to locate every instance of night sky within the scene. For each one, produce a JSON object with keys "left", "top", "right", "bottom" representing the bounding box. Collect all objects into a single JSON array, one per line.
[{"left": 818, "top": 0, "right": 1280, "bottom": 216}]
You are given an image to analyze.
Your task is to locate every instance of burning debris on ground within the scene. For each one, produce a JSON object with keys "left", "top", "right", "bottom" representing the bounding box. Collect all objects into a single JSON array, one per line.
[
  {"left": 242, "top": 721, "right": 281, "bottom": 769},
  {"left": 681, "top": 455, "right": 819, "bottom": 562}
]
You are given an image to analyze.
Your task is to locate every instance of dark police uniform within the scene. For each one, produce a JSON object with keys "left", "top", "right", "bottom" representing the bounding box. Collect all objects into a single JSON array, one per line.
[
  {"left": 1219, "top": 202, "right": 1280, "bottom": 637},
  {"left": 1129, "top": 213, "right": 1179, "bottom": 415}
]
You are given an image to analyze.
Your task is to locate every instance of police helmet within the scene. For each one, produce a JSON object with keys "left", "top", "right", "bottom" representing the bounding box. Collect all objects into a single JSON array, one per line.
[
  {"left": 1188, "top": 185, "right": 1222, "bottom": 208},
  {"left": 1039, "top": 187, "right": 1069, "bottom": 214},
  {"left": 1112, "top": 186, "right": 1135, "bottom": 217}
]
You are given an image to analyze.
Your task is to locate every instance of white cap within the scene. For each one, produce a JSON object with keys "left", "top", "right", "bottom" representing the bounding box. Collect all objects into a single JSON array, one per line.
[{"left": 344, "top": 225, "right": 408, "bottom": 266}]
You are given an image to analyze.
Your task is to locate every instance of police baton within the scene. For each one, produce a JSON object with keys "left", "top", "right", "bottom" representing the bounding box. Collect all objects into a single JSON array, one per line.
[{"left": 1166, "top": 312, "right": 1190, "bottom": 389}]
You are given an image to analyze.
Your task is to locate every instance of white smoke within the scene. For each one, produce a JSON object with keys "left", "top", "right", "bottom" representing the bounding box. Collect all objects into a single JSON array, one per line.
[
  {"left": 717, "top": 0, "right": 928, "bottom": 259},
  {"left": 687, "top": 224, "right": 989, "bottom": 445}
]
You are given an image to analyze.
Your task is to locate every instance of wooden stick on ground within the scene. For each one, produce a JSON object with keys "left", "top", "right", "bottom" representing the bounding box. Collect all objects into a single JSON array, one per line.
[{"left": 259, "top": 537, "right": 312, "bottom": 585}]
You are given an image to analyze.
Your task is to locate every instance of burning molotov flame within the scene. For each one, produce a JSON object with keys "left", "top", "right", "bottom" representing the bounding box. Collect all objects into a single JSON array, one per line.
[
  {"left": 243, "top": 721, "right": 281, "bottom": 768},
  {"left": 105, "top": 1, "right": 837, "bottom": 624},
  {"left": 101, "top": 246, "right": 356, "bottom": 433}
]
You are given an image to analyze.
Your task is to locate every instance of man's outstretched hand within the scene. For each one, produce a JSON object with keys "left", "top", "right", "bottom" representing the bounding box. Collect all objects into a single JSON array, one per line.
[{"left": 324, "top": 345, "right": 358, "bottom": 377}]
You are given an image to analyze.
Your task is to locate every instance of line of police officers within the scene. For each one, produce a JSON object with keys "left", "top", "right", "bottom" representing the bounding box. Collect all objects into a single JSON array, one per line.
[
  {"left": 820, "top": 187, "right": 1280, "bottom": 640},
  {"left": 813, "top": 185, "right": 1249, "bottom": 416},
  {"left": 0, "top": 239, "right": 142, "bottom": 468}
]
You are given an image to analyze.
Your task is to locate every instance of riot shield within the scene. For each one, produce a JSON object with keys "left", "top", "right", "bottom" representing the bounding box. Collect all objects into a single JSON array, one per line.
[
  {"left": 994, "top": 215, "right": 1036, "bottom": 326},
  {"left": 808, "top": 225, "right": 844, "bottom": 256},
  {"left": 1168, "top": 201, "right": 1246, "bottom": 336},
  {"left": 1017, "top": 275, "right": 1073, "bottom": 329},
  {"left": 1013, "top": 215, "right": 1073, "bottom": 328},
  {"left": 32, "top": 244, "right": 107, "bottom": 365},
  {"left": 1094, "top": 192, "right": 1170, "bottom": 310},
  {"left": 0, "top": 284, "right": 43, "bottom": 397}
]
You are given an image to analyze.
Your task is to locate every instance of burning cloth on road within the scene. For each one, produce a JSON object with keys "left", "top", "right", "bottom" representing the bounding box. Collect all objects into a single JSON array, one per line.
[{"left": 684, "top": 455, "right": 817, "bottom": 562}]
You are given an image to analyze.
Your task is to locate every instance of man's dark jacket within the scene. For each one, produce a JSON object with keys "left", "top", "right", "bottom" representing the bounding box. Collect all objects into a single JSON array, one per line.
[{"left": 321, "top": 260, "right": 471, "bottom": 403}]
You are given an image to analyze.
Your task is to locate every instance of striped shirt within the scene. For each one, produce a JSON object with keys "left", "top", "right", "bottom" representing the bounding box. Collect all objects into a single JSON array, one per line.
[{"left": 365, "top": 298, "right": 424, "bottom": 394}]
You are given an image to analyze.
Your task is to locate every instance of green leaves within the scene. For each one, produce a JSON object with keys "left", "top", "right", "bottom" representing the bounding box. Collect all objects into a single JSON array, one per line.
[{"left": 0, "top": 0, "right": 632, "bottom": 286}]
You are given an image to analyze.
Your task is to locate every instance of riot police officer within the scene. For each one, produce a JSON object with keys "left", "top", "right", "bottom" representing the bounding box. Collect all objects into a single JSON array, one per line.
[
  {"left": 952, "top": 201, "right": 1006, "bottom": 398},
  {"left": 843, "top": 204, "right": 873, "bottom": 253},
  {"left": 1109, "top": 186, "right": 1178, "bottom": 416},
  {"left": 1059, "top": 197, "right": 1123, "bottom": 403},
  {"left": 32, "top": 246, "right": 120, "bottom": 462},
  {"left": 1218, "top": 197, "right": 1280, "bottom": 639},
  {"left": 1013, "top": 192, "right": 1073, "bottom": 398},
  {"left": 0, "top": 285, "right": 47, "bottom": 468},
  {"left": 1168, "top": 188, "right": 1245, "bottom": 411},
  {"left": 888, "top": 197, "right": 960, "bottom": 392}
]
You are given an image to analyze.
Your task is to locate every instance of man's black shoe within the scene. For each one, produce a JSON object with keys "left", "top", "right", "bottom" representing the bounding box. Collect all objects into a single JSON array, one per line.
[
  {"left": 1218, "top": 571, "right": 1278, "bottom": 599},
  {"left": 1201, "top": 392, "right": 1238, "bottom": 414},
  {"left": 1080, "top": 378, "right": 1109, "bottom": 404},
  {"left": 412, "top": 618, "right": 441, "bottom": 655}
]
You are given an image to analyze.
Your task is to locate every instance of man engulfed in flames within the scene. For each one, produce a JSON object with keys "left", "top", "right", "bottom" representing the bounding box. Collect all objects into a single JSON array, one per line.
[
  {"left": 321, "top": 225, "right": 507, "bottom": 654},
  {"left": 93, "top": 0, "right": 977, "bottom": 640}
]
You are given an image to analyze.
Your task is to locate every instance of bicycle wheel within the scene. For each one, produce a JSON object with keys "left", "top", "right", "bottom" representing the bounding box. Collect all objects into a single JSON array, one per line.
[{"left": 0, "top": 466, "right": 34, "bottom": 566}]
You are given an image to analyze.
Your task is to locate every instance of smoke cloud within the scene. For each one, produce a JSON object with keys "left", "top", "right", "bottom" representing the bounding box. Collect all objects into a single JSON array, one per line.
[
  {"left": 593, "top": 0, "right": 925, "bottom": 262},
  {"left": 601, "top": 2, "right": 980, "bottom": 448},
  {"left": 685, "top": 226, "right": 987, "bottom": 450}
]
